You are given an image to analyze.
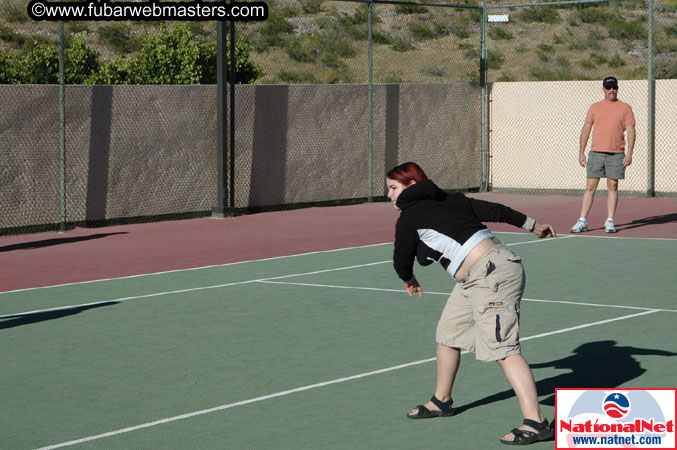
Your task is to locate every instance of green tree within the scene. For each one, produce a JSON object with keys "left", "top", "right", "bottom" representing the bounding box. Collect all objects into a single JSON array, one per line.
[
  {"left": 198, "top": 38, "right": 262, "bottom": 84},
  {"left": 8, "top": 36, "right": 98, "bottom": 84},
  {"left": 127, "top": 24, "right": 202, "bottom": 84},
  {"left": 87, "top": 58, "right": 130, "bottom": 85},
  {"left": 2, "top": 25, "right": 260, "bottom": 85},
  {"left": 65, "top": 36, "right": 99, "bottom": 84},
  {"left": 0, "top": 50, "right": 13, "bottom": 83},
  {"left": 118, "top": 25, "right": 260, "bottom": 85},
  {"left": 88, "top": 31, "right": 260, "bottom": 85},
  {"left": 12, "top": 41, "right": 59, "bottom": 83}
]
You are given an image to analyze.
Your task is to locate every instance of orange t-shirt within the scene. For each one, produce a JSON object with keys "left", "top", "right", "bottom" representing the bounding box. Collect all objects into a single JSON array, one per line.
[{"left": 585, "top": 100, "right": 635, "bottom": 153}]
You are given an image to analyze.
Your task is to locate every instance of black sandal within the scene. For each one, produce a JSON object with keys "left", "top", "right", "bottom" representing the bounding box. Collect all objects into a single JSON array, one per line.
[
  {"left": 499, "top": 418, "right": 555, "bottom": 445},
  {"left": 406, "top": 395, "right": 455, "bottom": 419}
]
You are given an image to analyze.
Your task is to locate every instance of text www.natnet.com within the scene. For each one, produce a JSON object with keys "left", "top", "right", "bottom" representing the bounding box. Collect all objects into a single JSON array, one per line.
[
  {"left": 572, "top": 434, "right": 664, "bottom": 446},
  {"left": 28, "top": 0, "right": 269, "bottom": 22}
]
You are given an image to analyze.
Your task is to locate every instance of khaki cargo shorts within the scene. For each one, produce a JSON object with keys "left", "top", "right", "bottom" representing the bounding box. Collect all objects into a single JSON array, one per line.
[
  {"left": 436, "top": 245, "right": 524, "bottom": 362},
  {"left": 587, "top": 151, "right": 625, "bottom": 180}
]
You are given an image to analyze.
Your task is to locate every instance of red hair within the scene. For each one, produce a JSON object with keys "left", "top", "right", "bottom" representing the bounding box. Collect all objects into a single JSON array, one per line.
[{"left": 386, "top": 162, "right": 428, "bottom": 185}]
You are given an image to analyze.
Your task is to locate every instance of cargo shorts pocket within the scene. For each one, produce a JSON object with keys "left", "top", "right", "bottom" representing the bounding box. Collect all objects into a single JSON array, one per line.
[
  {"left": 478, "top": 301, "right": 520, "bottom": 350},
  {"left": 605, "top": 153, "right": 626, "bottom": 180},
  {"left": 484, "top": 255, "right": 522, "bottom": 293},
  {"left": 587, "top": 152, "right": 606, "bottom": 177}
]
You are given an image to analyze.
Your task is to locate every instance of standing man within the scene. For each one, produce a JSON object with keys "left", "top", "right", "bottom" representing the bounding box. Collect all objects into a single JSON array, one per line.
[{"left": 570, "top": 76, "right": 636, "bottom": 233}]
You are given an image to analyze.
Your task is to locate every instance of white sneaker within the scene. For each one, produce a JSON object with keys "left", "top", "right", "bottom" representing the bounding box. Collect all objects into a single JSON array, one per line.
[
  {"left": 605, "top": 219, "right": 617, "bottom": 233},
  {"left": 570, "top": 219, "right": 588, "bottom": 233}
]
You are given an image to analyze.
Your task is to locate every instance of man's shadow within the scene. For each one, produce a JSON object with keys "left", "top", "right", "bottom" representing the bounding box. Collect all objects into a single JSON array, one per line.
[
  {"left": 454, "top": 340, "right": 677, "bottom": 414},
  {"left": 615, "top": 213, "right": 677, "bottom": 232},
  {"left": 583, "top": 213, "right": 677, "bottom": 232}
]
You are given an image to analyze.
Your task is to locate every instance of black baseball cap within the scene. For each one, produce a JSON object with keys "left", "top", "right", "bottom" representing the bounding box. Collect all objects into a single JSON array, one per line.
[{"left": 603, "top": 76, "right": 618, "bottom": 89}]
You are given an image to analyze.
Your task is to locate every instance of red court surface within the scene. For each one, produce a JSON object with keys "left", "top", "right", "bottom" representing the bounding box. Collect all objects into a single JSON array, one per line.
[{"left": 1, "top": 194, "right": 675, "bottom": 292}]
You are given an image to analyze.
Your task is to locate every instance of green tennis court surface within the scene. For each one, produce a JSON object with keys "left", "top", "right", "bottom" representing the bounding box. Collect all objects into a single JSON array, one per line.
[{"left": 2, "top": 233, "right": 676, "bottom": 449}]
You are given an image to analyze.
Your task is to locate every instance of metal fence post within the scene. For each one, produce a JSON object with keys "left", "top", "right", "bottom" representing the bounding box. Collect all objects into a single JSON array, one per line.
[
  {"left": 229, "top": 21, "right": 236, "bottom": 211},
  {"left": 212, "top": 16, "right": 232, "bottom": 217},
  {"left": 58, "top": 12, "right": 66, "bottom": 231},
  {"left": 480, "top": 2, "right": 488, "bottom": 192},
  {"left": 367, "top": 0, "right": 374, "bottom": 201},
  {"left": 213, "top": 7, "right": 235, "bottom": 218},
  {"left": 647, "top": 0, "right": 655, "bottom": 197}
]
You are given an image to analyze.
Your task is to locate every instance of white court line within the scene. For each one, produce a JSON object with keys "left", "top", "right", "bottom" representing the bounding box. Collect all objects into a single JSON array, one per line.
[
  {"left": 0, "top": 242, "right": 393, "bottom": 295},
  {"left": 0, "top": 261, "right": 390, "bottom": 320},
  {"left": 521, "top": 297, "right": 676, "bottom": 313},
  {"left": 256, "top": 280, "right": 677, "bottom": 313},
  {"left": 504, "top": 235, "right": 574, "bottom": 245},
  {"left": 1, "top": 233, "right": 577, "bottom": 295},
  {"left": 496, "top": 231, "right": 677, "bottom": 241},
  {"left": 1, "top": 237, "right": 562, "bottom": 319},
  {"left": 36, "top": 309, "right": 661, "bottom": 450},
  {"left": 560, "top": 233, "right": 677, "bottom": 241},
  {"left": 5, "top": 232, "right": 674, "bottom": 295}
]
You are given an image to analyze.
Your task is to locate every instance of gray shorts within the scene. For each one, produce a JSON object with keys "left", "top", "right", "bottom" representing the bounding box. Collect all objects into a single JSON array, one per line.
[
  {"left": 587, "top": 151, "right": 625, "bottom": 180},
  {"left": 436, "top": 245, "right": 524, "bottom": 362}
]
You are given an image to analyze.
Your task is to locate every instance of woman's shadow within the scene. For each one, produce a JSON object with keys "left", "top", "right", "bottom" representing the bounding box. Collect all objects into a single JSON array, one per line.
[
  {"left": 454, "top": 340, "right": 677, "bottom": 414},
  {"left": 0, "top": 302, "right": 118, "bottom": 330}
]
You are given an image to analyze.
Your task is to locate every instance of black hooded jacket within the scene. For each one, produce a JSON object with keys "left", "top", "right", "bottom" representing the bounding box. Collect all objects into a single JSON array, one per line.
[{"left": 393, "top": 179, "right": 533, "bottom": 283}]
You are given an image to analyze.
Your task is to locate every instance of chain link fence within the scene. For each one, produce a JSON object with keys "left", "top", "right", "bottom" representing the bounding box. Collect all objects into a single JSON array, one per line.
[
  {"left": 655, "top": 79, "right": 677, "bottom": 194},
  {"left": 1, "top": 0, "right": 676, "bottom": 235},
  {"left": 484, "top": 0, "right": 676, "bottom": 196},
  {"left": 1, "top": 6, "right": 222, "bottom": 234},
  {"left": 232, "top": 1, "right": 482, "bottom": 211}
]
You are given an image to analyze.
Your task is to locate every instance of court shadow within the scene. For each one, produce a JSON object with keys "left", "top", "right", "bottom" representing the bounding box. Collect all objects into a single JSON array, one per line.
[
  {"left": 0, "top": 302, "right": 119, "bottom": 330},
  {"left": 453, "top": 340, "right": 677, "bottom": 414},
  {"left": 0, "top": 232, "right": 127, "bottom": 252},
  {"left": 248, "top": 85, "right": 288, "bottom": 206},
  {"left": 616, "top": 213, "right": 677, "bottom": 231}
]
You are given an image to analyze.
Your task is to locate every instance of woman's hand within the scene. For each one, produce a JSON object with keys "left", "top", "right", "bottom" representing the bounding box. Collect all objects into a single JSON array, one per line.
[
  {"left": 406, "top": 281, "right": 424, "bottom": 298},
  {"left": 533, "top": 222, "right": 557, "bottom": 238}
]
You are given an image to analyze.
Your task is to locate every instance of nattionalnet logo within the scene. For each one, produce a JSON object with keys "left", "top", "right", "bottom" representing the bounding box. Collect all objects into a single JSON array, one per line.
[
  {"left": 604, "top": 392, "right": 631, "bottom": 419},
  {"left": 555, "top": 388, "right": 676, "bottom": 449}
]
